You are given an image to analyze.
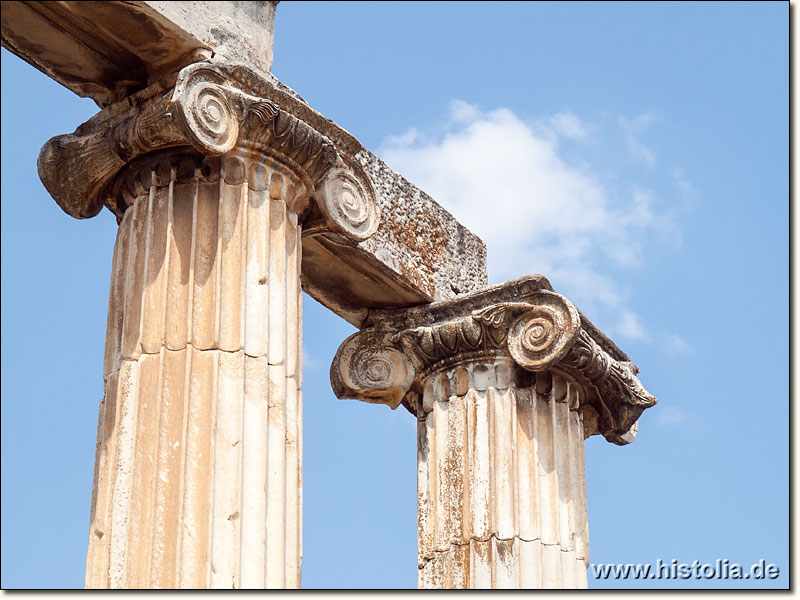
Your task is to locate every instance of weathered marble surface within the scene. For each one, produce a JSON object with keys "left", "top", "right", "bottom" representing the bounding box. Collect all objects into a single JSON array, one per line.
[
  {"left": 88, "top": 146, "right": 304, "bottom": 589},
  {"left": 331, "top": 275, "right": 657, "bottom": 588}
]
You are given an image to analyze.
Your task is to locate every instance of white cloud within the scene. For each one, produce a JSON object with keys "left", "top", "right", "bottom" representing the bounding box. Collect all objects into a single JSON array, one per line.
[
  {"left": 549, "top": 112, "right": 589, "bottom": 141},
  {"left": 670, "top": 167, "right": 695, "bottom": 196},
  {"left": 612, "top": 310, "right": 649, "bottom": 342},
  {"left": 656, "top": 405, "right": 687, "bottom": 426},
  {"left": 665, "top": 333, "right": 693, "bottom": 356},
  {"left": 619, "top": 111, "right": 658, "bottom": 166},
  {"left": 382, "top": 127, "right": 419, "bottom": 148},
  {"left": 449, "top": 99, "right": 481, "bottom": 123},
  {"left": 303, "top": 350, "right": 320, "bottom": 372},
  {"left": 379, "top": 101, "right": 677, "bottom": 341}
]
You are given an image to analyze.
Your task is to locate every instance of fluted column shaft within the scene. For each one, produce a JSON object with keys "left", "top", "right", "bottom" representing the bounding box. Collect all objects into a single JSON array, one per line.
[
  {"left": 86, "top": 148, "right": 303, "bottom": 589},
  {"left": 416, "top": 360, "right": 588, "bottom": 589}
]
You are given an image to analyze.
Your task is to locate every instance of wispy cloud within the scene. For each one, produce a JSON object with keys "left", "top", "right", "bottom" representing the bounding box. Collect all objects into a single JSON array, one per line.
[
  {"left": 382, "top": 127, "right": 420, "bottom": 147},
  {"left": 612, "top": 310, "right": 650, "bottom": 342},
  {"left": 656, "top": 405, "right": 687, "bottom": 426},
  {"left": 303, "top": 350, "right": 321, "bottom": 372},
  {"left": 380, "top": 101, "right": 680, "bottom": 341},
  {"left": 665, "top": 333, "right": 693, "bottom": 356},
  {"left": 670, "top": 167, "right": 695, "bottom": 197},
  {"left": 619, "top": 111, "right": 658, "bottom": 166},
  {"left": 450, "top": 99, "right": 481, "bottom": 123},
  {"left": 549, "top": 111, "right": 590, "bottom": 141}
]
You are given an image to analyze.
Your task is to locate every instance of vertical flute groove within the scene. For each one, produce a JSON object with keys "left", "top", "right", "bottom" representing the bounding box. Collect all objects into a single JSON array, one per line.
[
  {"left": 205, "top": 172, "right": 224, "bottom": 588},
  {"left": 85, "top": 394, "right": 107, "bottom": 588},
  {"left": 102, "top": 207, "right": 124, "bottom": 379},
  {"left": 206, "top": 352, "right": 219, "bottom": 589},
  {"left": 174, "top": 170, "right": 200, "bottom": 587},
  {"left": 234, "top": 162, "right": 249, "bottom": 588},
  {"left": 146, "top": 168, "right": 173, "bottom": 589},
  {"left": 108, "top": 359, "right": 141, "bottom": 587}
]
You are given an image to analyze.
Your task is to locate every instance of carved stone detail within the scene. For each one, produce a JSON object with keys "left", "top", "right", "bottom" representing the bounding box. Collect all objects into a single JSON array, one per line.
[
  {"left": 331, "top": 330, "right": 415, "bottom": 410},
  {"left": 173, "top": 68, "right": 268, "bottom": 155},
  {"left": 505, "top": 297, "right": 581, "bottom": 370},
  {"left": 314, "top": 166, "right": 380, "bottom": 242},
  {"left": 37, "top": 61, "right": 379, "bottom": 243},
  {"left": 331, "top": 275, "right": 656, "bottom": 445}
]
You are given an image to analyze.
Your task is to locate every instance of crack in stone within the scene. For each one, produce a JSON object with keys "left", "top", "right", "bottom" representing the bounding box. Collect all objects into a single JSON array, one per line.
[
  {"left": 106, "top": 346, "right": 296, "bottom": 381},
  {"left": 418, "top": 535, "right": 577, "bottom": 569},
  {"left": 135, "top": 344, "right": 245, "bottom": 356},
  {"left": 111, "top": 344, "right": 296, "bottom": 362}
]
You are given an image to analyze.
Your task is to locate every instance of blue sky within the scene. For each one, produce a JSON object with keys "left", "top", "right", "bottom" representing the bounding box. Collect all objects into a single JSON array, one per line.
[{"left": 0, "top": 1, "right": 788, "bottom": 590}]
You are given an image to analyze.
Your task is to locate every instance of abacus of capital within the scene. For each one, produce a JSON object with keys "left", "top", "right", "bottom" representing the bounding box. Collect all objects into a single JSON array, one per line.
[{"left": 2, "top": 1, "right": 656, "bottom": 590}]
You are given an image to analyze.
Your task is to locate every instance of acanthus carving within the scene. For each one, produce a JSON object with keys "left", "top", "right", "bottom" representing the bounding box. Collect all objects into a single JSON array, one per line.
[
  {"left": 330, "top": 275, "right": 657, "bottom": 445},
  {"left": 37, "top": 61, "right": 379, "bottom": 243},
  {"left": 389, "top": 293, "right": 579, "bottom": 378},
  {"left": 563, "top": 329, "right": 654, "bottom": 408}
]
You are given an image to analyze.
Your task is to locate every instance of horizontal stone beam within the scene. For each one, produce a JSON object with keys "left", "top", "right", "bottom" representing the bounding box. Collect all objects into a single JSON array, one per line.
[{"left": 1, "top": 0, "right": 278, "bottom": 107}]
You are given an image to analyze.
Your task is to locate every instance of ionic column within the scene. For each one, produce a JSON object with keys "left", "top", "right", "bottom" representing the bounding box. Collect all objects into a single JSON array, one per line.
[
  {"left": 331, "top": 276, "right": 656, "bottom": 589},
  {"left": 37, "top": 61, "right": 379, "bottom": 589}
]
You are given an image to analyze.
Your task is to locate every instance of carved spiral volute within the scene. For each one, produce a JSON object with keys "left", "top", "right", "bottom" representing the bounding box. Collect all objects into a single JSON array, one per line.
[
  {"left": 507, "top": 292, "right": 581, "bottom": 371},
  {"left": 330, "top": 330, "right": 416, "bottom": 409},
  {"left": 173, "top": 77, "right": 240, "bottom": 155},
  {"left": 171, "top": 64, "right": 281, "bottom": 156},
  {"left": 315, "top": 167, "right": 380, "bottom": 242},
  {"left": 352, "top": 347, "right": 406, "bottom": 390}
]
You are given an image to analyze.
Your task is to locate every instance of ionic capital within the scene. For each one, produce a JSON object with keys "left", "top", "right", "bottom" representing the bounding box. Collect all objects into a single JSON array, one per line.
[
  {"left": 37, "top": 61, "right": 379, "bottom": 242},
  {"left": 331, "top": 275, "right": 657, "bottom": 445}
]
